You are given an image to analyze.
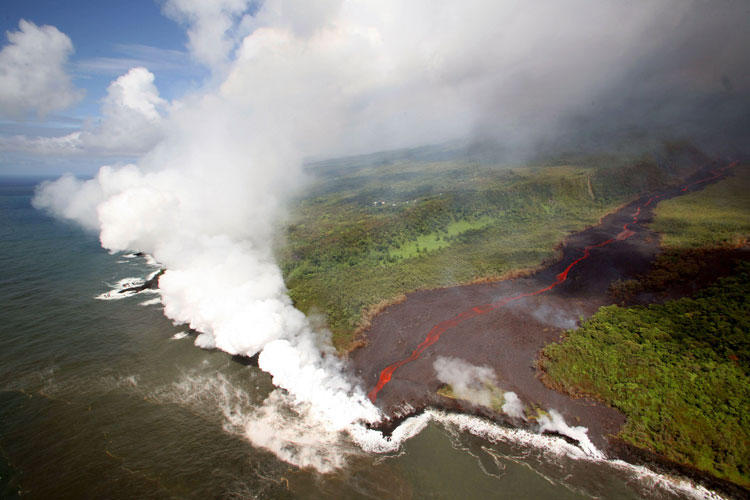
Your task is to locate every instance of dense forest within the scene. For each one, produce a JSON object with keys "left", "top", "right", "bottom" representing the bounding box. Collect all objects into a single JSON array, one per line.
[
  {"left": 540, "top": 263, "right": 750, "bottom": 486},
  {"left": 277, "top": 143, "right": 707, "bottom": 349},
  {"left": 540, "top": 167, "right": 750, "bottom": 486}
]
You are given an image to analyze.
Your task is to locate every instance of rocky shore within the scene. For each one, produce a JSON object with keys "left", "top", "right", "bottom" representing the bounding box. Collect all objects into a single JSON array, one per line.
[{"left": 349, "top": 163, "right": 746, "bottom": 498}]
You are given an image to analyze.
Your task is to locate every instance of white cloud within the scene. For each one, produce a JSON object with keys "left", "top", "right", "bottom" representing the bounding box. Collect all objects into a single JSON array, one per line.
[
  {"left": 84, "top": 66, "right": 167, "bottom": 152},
  {"left": 0, "top": 67, "right": 167, "bottom": 156},
  {"left": 102, "top": 66, "right": 165, "bottom": 120},
  {"left": 0, "top": 20, "right": 83, "bottom": 119},
  {"left": 74, "top": 44, "right": 195, "bottom": 76},
  {"left": 0, "top": 131, "right": 83, "bottom": 155}
]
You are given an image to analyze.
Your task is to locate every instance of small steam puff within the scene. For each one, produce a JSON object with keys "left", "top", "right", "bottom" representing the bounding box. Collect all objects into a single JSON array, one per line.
[
  {"left": 501, "top": 391, "right": 525, "bottom": 420},
  {"left": 433, "top": 356, "right": 525, "bottom": 420},
  {"left": 433, "top": 356, "right": 497, "bottom": 407},
  {"left": 433, "top": 357, "right": 597, "bottom": 456},
  {"left": 537, "top": 410, "right": 602, "bottom": 459},
  {"left": 531, "top": 304, "right": 580, "bottom": 330}
]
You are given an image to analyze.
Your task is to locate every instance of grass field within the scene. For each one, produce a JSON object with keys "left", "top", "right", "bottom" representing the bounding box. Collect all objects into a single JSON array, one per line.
[
  {"left": 277, "top": 143, "right": 707, "bottom": 350},
  {"left": 541, "top": 167, "right": 750, "bottom": 487},
  {"left": 650, "top": 166, "right": 750, "bottom": 249}
]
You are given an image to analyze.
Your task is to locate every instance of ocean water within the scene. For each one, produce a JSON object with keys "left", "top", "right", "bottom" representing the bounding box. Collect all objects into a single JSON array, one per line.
[{"left": 0, "top": 178, "right": 717, "bottom": 500}]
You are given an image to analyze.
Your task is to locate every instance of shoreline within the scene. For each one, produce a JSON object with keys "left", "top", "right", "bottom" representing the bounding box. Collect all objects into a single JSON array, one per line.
[
  {"left": 349, "top": 161, "right": 746, "bottom": 498},
  {"left": 366, "top": 404, "right": 744, "bottom": 499}
]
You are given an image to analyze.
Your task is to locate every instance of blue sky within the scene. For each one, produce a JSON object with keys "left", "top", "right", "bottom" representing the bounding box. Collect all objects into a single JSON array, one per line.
[
  {"left": 0, "top": 0, "right": 211, "bottom": 175},
  {"left": 1, "top": 0, "right": 199, "bottom": 115}
]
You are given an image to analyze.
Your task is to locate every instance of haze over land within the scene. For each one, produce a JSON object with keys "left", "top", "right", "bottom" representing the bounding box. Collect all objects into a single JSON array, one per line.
[{"left": 3, "top": 0, "right": 748, "bottom": 476}]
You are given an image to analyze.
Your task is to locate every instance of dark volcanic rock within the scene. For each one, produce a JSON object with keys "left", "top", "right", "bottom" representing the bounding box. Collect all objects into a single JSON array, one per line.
[
  {"left": 120, "top": 269, "right": 165, "bottom": 294},
  {"left": 231, "top": 353, "right": 260, "bottom": 367},
  {"left": 349, "top": 163, "right": 739, "bottom": 459}
]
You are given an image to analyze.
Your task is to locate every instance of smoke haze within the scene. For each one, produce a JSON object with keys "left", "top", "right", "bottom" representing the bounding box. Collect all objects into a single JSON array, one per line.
[{"left": 32, "top": 0, "right": 750, "bottom": 470}]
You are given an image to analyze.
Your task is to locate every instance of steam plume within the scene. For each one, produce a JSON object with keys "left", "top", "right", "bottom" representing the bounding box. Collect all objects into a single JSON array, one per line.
[{"left": 33, "top": 0, "right": 750, "bottom": 470}]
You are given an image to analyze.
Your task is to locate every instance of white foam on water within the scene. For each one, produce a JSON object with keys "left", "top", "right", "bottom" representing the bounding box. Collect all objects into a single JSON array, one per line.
[
  {"left": 139, "top": 296, "right": 162, "bottom": 306},
  {"left": 608, "top": 460, "right": 729, "bottom": 500},
  {"left": 239, "top": 390, "right": 358, "bottom": 473},
  {"left": 136, "top": 369, "right": 727, "bottom": 499},
  {"left": 120, "top": 252, "right": 160, "bottom": 268},
  {"left": 114, "top": 277, "right": 145, "bottom": 288},
  {"left": 144, "top": 254, "right": 161, "bottom": 268},
  {"left": 95, "top": 277, "right": 145, "bottom": 300},
  {"left": 433, "top": 410, "right": 594, "bottom": 460},
  {"left": 348, "top": 412, "right": 432, "bottom": 455},
  {"left": 431, "top": 411, "right": 727, "bottom": 499},
  {"left": 146, "top": 268, "right": 162, "bottom": 280},
  {"left": 537, "top": 409, "right": 602, "bottom": 459}
]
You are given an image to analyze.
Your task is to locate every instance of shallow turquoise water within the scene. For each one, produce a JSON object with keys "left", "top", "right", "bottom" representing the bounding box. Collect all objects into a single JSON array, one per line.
[{"left": 0, "top": 178, "right": 704, "bottom": 499}]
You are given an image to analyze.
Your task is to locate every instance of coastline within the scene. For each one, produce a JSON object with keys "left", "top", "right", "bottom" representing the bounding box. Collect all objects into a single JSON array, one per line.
[{"left": 349, "top": 162, "right": 747, "bottom": 498}]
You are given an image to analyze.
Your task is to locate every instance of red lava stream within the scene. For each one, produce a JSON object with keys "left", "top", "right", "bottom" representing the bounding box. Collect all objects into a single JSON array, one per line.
[{"left": 367, "top": 161, "right": 738, "bottom": 403}]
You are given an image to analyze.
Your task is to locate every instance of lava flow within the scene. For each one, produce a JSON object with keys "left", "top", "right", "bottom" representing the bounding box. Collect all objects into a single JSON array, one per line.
[{"left": 367, "top": 161, "right": 738, "bottom": 403}]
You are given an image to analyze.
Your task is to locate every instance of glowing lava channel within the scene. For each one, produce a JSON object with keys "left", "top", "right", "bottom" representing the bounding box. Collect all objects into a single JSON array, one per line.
[{"left": 368, "top": 161, "right": 738, "bottom": 403}]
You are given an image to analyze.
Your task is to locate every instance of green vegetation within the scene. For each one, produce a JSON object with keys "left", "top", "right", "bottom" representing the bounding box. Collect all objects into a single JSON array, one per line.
[
  {"left": 650, "top": 166, "right": 750, "bottom": 249},
  {"left": 609, "top": 166, "right": 750, "bottom": 301},
  {"left": 609, "top": 247, "right": 738, "bottom": 302},
  {"left": 390, "top": 216, "right": 495, "bottom": 259},
  {"left": 545, "top": 166, "right": 750, "bottom": 486},
  {"left": 540, "top": 264, "right": 750, "bottom": 486},
  {"left": 278, "top": 144, "right": 706, "bottom": 350}
]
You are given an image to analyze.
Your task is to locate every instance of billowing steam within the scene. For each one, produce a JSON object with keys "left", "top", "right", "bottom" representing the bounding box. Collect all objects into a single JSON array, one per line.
[
  {"left": 501, "top": 391, "right": 525, "bottom": 420},
  {"left": 433, "top": 356, "right": 525, "bottom": 419},
  {"left": 434, "top": 356, "right": 498, "bottom": 408},
  {"left": 32, "top": 104, "right": 384, "bottom": 467},
  {"left": 32, "top": 0, "right": 750, "bottom": 470},
  {"left": 538, "top": 410, "right": 601, "bottom": 459}
]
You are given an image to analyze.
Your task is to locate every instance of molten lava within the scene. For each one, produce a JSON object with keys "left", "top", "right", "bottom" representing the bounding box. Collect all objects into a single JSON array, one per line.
[{"left": 368, "top": 161, "right": 738, "bottom": 403}]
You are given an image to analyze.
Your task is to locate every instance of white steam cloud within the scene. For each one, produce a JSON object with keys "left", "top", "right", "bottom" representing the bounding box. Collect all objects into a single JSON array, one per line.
[
  {"left": 32, "top": 0, "right": 750, "bottom": 471},
  {"left": 433, "top": 356, "right": 525, "bottom": 420},
  {"left": 501, "top": 391, "right": 525, "bottom": 420},
  {"left": 434, "top": 356, "right": 498, "bottom": 408},
  {"left": 32, "top": 71, "right": 383, "bottom": 469},
  {"left": 538, "top": 410, "right": 602, "bottom": 459},
  {"left": 162, "top": 0, "right": 253, "bottom": 71}
]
